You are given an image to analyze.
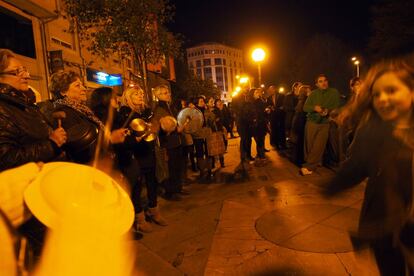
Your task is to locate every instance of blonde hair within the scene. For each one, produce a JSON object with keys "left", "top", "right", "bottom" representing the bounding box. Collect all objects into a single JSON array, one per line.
[
  {"left": 153, "top": 84, "right": 170, "bottom": 98},
  {"left": 121, "top": 86, "right": 145, "bottom": 112}
]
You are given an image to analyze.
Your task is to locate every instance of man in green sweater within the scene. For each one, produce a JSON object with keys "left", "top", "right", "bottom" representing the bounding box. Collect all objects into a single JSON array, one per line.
[{"left": 300, "top": 74, "right": 340, "bottom": 175}]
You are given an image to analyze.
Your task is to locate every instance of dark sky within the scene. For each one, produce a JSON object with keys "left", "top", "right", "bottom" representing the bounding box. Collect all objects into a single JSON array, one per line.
[{"left": 168, "top": 0, "right": 377, "bottom": 82}]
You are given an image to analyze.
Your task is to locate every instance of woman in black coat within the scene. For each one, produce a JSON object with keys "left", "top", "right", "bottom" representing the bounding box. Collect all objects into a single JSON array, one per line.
[
  {"left": 114, "top": 86, "right": 167, "bottom": 233},
  {"left": 47, "top": 71, "right": 126, "bottom": 164},
  {"left": 0, "top": 49, "right": 66, "bottom": 171}
]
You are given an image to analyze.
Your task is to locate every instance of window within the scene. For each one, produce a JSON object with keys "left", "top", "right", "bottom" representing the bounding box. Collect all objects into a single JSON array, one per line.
[
  {"left": 223, "top": 59, "right": 226, "bottom": 66},
  {"left": 196, "top": 68, "right": 202, "bottom": 77},
  {"left": 0, "top": 8, "right": 36, "bottom": 58},
  {"left": 196, "top": 60, "right": 201, "bottom": 67},
  {"left": 203, "top": 59, "right": 211, "bottom": 66},
  {"left": 204, "top": 67, "right": 212, "bottom": 80},
  {"left": 189, "top": 62, "right": 194, "bottom": 68},
  {"left": 214, "top": 58, "right": 222, "bottom": 65}
]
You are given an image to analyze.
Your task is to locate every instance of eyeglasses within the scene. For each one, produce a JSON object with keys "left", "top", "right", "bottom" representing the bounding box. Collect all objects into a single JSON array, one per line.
[{"left": 0, "top": 67, "right": 30, "bottom": 77}]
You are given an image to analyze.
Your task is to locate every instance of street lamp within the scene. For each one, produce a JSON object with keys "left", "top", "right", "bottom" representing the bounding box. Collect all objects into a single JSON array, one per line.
[
  {"left": 354, "top": 60, "right": 360, "bottom": 77},
  {"left": 351, "top": 57, "right": 360, "bottom": 77},
  {"left": 252, "top": 48, "right": 266, "bottom": 87}
]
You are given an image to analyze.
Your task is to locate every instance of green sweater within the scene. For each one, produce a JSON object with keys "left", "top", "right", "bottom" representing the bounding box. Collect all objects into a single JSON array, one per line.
[{"left": 303, "top": 87, "right": 340, "bottom": 124}]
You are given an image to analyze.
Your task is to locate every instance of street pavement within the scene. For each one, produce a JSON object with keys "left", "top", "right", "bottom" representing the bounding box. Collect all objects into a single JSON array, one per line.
[{"left": 131, "top": 136, "right": 379, "bottom": 276}]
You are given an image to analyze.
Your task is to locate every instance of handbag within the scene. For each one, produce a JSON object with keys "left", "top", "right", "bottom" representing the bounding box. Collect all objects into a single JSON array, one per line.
[
  {"left": 154, "top": 138, "right": 169, "bottom": 183},
  {"left": 206, "top": 131, "right": 225, "bottom": 156}
]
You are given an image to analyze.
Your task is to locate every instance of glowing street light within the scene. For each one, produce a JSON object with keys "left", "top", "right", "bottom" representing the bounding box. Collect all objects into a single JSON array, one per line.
[
  {"left": 239, "top": 76, "right": 249, "bottom": 84},
  {"left": 354, "top": 60, "right": 360, "bottom": 77},
  {"left": 351, "top": 56, "right": 361, "bottom": 77},
  {"left": 279, "top": 87, "right": 285, "bottom": 93},
  {"left": 252, "top": 48, "right": 266, "bottom": 87}
]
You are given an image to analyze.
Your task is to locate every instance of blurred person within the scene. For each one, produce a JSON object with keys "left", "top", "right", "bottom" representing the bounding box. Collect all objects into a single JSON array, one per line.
[
  {"left": 300, "top": 74, "right": 340, "bottom": 175},
  {"left": 284, "top": 82, "right": 302, "bottom": 140},
  {"left": 0, "top": 49, "right": 66, "bottom": 172},
  {"left": 47, "top": 71, "right": 125, "bottom": 164},
  {"left": 152, "top": 85, "right": 188, "bottom": 200},
  {"left": 113, "top": 86, "right": 166, "bottom": 232},
  {"left": 192, "top": 96, "right": 214, "bottom": 182},
  {"left": 323, "top": 54, "right": 414, "bottom": 275},
  {"left": 267, "top": 85, "right": 286, "bottom": 150},
  {"left": 252, "top": 88, "right": 268, "bottom": 166},
  {"left": 290, "top": 85, "right": 311, "bottom": 166},
  {"left": 233, "top": 88, "right": 255, "bottom": 165},
  {"left": 206, "top": 97, "right": 225, "bottom": 169}
]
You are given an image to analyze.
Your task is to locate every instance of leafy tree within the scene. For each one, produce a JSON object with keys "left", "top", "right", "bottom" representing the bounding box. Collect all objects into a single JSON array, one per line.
[
  {"left": 369, "top": 0, "right": 414, "bottom": 60},
  {"left": 63, "top": 0, "right": 181, "bottom": 96}
]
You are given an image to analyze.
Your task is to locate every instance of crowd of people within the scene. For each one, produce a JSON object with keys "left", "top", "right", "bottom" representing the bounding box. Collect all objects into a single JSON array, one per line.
[{"left": 1, "top": 46, "right": 414, "bottom": 274}]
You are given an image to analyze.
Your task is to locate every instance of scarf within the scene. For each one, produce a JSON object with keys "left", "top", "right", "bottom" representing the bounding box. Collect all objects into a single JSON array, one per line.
[{"left": 55, "top": 97, "right": 105, "bottom": 130}]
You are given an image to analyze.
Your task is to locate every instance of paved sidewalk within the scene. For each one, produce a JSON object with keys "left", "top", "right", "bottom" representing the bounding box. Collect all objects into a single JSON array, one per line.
[{"left": 132, "top": 137, "right": 379, "bottom": 275}]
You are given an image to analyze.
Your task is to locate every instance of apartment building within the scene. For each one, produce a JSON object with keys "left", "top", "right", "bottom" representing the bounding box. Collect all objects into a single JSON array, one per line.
[
  {"left": 0, "top": 0, "right": 175, "bottom": 100},
  {"left": 186, "top": 42, "right": 244, "bottom": 103}
]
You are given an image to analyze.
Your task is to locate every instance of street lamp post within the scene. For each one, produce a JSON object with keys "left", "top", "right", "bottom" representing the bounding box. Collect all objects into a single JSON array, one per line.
[
  {"left": 354, "top": 60, "right": 360, "bottom": 77},
  {"left": 351, "top": 56, "right": 360, "bottom": 77},
  {"left": 252, "top": 48, "right": 266, "bottom": 87}
]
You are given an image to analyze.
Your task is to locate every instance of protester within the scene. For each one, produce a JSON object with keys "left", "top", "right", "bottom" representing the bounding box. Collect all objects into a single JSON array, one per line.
[
  {"left": 252, "top": 88, "right": 268, "bottom": 166},
  {"left": 290, "top": 85, "right": 311, "bottom": 165},
  {"left": 0, "top": 49, "right": 66, "bottom": 172},
  {"left": 48, "top": 71, "right": 125, "bottom": 164},
  {"left": 323, "top": 54, "right": 414, "bottom": 275},
  {"left": 113, "top": 86, "right": 167, "bottom": 232},
  {"left": 300, "top": 74, "right": 340, "bottom": 175},
  {"left": 152, "top": 84, "right": 188, "bottom": 200},
  {"left": 284, "top": 82, "right": 301, "bottom": 139},
  {"left": 267, "top": 85, "right": 286, "bottom": 150}
]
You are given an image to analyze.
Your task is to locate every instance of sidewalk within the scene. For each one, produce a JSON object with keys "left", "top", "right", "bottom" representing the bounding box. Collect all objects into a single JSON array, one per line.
[{"left": 132, "top": 136, "right": 379, "bottom": 276}]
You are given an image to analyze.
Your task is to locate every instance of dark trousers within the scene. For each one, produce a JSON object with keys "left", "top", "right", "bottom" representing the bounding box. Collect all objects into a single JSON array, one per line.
[
  {"left": 131, "top": 167, "right": 158, "bottom": 214},
  {"left": 270, "top": 111, "right": 286, "bottom": 149},
  {"left": 254, "top": 132, "right": 266, "bottom": 158},
  {"left": 165, "top": 146, "right": 184, "bottom": 195},
  {"left": 237, "top": 121, "right": 253, "bottom": 161}
]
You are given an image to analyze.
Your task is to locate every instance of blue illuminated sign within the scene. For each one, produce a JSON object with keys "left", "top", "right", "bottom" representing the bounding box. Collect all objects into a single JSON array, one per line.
[{"left": 87, "top": 68, "right": 122, "bottom": 86}]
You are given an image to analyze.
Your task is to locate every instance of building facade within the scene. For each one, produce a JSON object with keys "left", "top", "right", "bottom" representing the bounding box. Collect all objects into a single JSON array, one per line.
[
  {"left": 0, "top": 0, "right": 175, "bottom": 101},
  {"left": 186, "top": 43, "right": 244, "bottom": 103}
]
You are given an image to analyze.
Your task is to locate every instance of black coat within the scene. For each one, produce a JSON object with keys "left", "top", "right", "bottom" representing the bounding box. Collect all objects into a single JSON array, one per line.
[
  {"left": 114, "top": 106, "right": 155, "bottom": 169},
  {"left": 0, "top": 84, "right": 61, "bottom": 171},
  {"left": 41, "top": 102, "right": 100, "bottom": 164},
  {"left": 324, "top": 117, "right": 413, "bottom": 240}
]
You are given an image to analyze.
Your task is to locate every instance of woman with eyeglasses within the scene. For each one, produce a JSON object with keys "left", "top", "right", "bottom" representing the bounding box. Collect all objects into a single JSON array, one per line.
[
  {"left": 0, "top": 49, "right": 67, "bottom": 172},
  {"left": 47, "top": 71, "right": 126, "bottom": 164}
]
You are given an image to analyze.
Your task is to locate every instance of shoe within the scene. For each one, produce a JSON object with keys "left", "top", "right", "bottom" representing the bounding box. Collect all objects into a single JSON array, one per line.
[
  {"left": 300, "top": 167, "right": 313, "bottom": 176},
  {"left": 146, "top": 207, "right": 168, "bottom": 226},
  {"left": 164, "top": 193, "right": 183, "bottom": 201},
  {"left": 179, "top": 188, "right": 191, "bottom": 195},
  {"left": 135, "top": 212, "right": 153, "bottom": 233},
  {"left": 264, "top": 148, "right": 270, "bottom": 152}
]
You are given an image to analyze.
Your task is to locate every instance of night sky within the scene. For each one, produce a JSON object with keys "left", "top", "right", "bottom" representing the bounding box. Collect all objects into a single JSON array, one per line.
[{"left": 168, "top": 0, "right": 377, "bottom": 83}]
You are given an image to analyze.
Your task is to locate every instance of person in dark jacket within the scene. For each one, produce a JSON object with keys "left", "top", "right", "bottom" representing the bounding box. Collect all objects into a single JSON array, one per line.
[
  {"left": 47, "top": 71, "right": 126, "bottom": 164},
  {"left": 284, "top": 82, "right": 301, "bottom": 140},
  {"left": 0, "top": 49, "right": 67, "bottom": 261},
  {"left": 252, "top": 88, "right": 268, "bottom": 166},
  {"left": 113, "top": 86, "right": 167, "bottom": 232},
  {"left": 0, "top": 49, "right": 66, "bottom": 172},
  {"left": 323, "top": 54, "right": 414, "bottom": 275},
  {"left": 267, "top": 85, "right": 286, "bottom": 150},
  {"left": 152, "top": 84, "right": 189, "bottom": 201},
  {"left": 290, "top": 85, "right": 311, "bottom": 165}
]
